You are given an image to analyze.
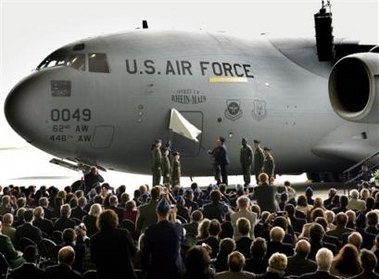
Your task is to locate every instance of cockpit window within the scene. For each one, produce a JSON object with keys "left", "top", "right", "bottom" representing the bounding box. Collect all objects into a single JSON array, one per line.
[
  {"left": 66, "top": 54, "right": 85, "bottom": 71},
  {"left": 37, "top": 50, "right": 109, "bottom": 73},
  {"left": 37, "top": 50, "right": 85, "bottom": 71},
  {"left": 37, "top": 49, "right": 68, "bottom": 70},
  {"left": 88, "top": 53, "right": 110, "bottom": 73}
]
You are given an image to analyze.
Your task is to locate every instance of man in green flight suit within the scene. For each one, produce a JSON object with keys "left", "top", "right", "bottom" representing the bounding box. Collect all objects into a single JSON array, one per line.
[
  {"left": 263, "top": 147, "right": 275, "bottom": 184},
  {"left": 240, "top": 138, "right": 253, "bottom": 186},
  {"left": 151, "top": 139, "right": 163, "bottom": 187},
  {"left": 253, "top": 139, "right": 264, "bottom": 185}
]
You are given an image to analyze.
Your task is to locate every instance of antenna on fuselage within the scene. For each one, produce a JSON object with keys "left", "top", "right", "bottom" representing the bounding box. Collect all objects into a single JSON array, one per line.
[
  {"left": 314, "top": 0, "right": 334, "bottom": 61},
  {"left": 142, "top": 20, "right": 149, "bottom": 29}
]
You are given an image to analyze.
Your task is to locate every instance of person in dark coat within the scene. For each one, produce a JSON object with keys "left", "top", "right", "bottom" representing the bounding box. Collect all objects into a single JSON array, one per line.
[
  {"left": 265, "top": 226, "right": 294, "bottom": 260},
  {"left": 300, "top": 248, "right": 340, "bottom": 279},
  {"left": 285, "top": 239, "right": 317, "bottom": 276},
  {"left": 32, "top": 206, "right": 54, "bottom": 238},
  {"left": 245, "top": 237, "right": 268, "bottom": 274},
  {"left": 84, "top": 166, "right": 104, "bottom": 195},
  {"left": 7, "top": 245, "right": 45, "bottom": 279},
  {"left": 252, "top": 173, "right": 278, "bottom": 213},
  {"left": 208, "top": 137, "right": 230, "bottom": 185},
  {"left": 15, "top": 209, "right": 43, "bottom": 247},
  {"left": 212, "top": 238, "right": 236, "bottom": 273},
  {"left": 142, "top": 198, "right": 184, "bottom": 279},
  {"left": 53, "top": 204, "right": 77, "bottom": 232},
  {"left": 202, "top": 190, "right": 230, "bottom": 223},
  {"left": 45, "top": 246, "right": 82, "bottom": 279},
  {"left": 90, "top": 209, "right": 137, "bottom": 279}
]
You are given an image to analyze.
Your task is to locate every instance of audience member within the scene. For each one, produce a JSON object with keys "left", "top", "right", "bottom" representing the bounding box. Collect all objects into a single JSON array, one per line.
[
  {"left": 54, "top": 204, "right": 76, "bottom": 232},
  {"left": 265, "top": 226, "right": 294, "bottom": 259},
  {"left": 90, "top": 209, "right": 137, "bottom": 279},
  {"left": 256, "top": 252, "right": 288, "bottom": 279},
  {"left": 0, "top": 220, "right": 24, "bottom": 268},
  {"left": 33, "top": 206, "right": 54, "bottom": 238},
  {"left": 323, "top": 188, "right": 337, "bottom": 209},
  {"left": 45, "top": 246, "right": 82, "bottom": 279},
  {"left": 300, "top": 248, "right": 339, "bottom": 279},
  {"left": 219, "top": 212, "right": 234, "bottom": 239},
  {"left": 71, "top": 196, "right": 88, "bottom": 221},
  {"left": 212, "top": 238, "right": 236, "bottom": 273},
  {"left": 82, "top": 203, "right": 102, "bottom": 237},
  {"left": 349, "top": 249, "right": 379, "bottom": 279},
  {"left": 135, "top": 186, "right": 161, "bottom": 234},
  {"left": 215, "top": 251, "right": 255, "bottom": 279},
  {"left": 285, "top": 239, "right": 316, "bottom": 276},
  {"left": 202, "top": 190, "right": 230, "bottom": 223},
  {"left": 123, "top": 200, "right": 138, "bottom": 223},
  {"left": 2, "top": 213, "right": 17, "bottom": 246},
  {"left": 7, "top": 245, "right": 45, "bottom": 279},
  {"left": 52, "top": 228, "right": 86, "bottom": 273},
  {"left": 325, "top": 212, "right": 353, "bottom": 240},
  {"left": 330, "top": 243, "right": 361, "bottom": 278},
  {"left": 252, "top": 173, "right": 278, "bottom": 212},
  {"left": 235, "top": 217, "right": 253, "bottom": 259},
  {"left": 203, "top": 219, "right": 222, "bottom": 259},
  {"left": 186, "top": 245, "right": 215, "bottom": 279},
  {"left": 142, "top": 198, "right": 184, "bottom": 279},
  {"left": 183, "top": 210, "right": 203, "bottom": 236},
  {"left": 231, "top": 196, "right": 257, "bottom": 240},
  {"left": 15, "top": 209, "right": 42, "bottom": 247},
  {"left": 245, "top": 237, "right": 268, "bottom": 274}
]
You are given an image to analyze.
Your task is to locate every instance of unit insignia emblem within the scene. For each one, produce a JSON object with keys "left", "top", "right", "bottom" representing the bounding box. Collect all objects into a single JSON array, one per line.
[
  {"left": 252, "top": 99, "right": 267, "bottom": 121},
  {"left": 225, "top": 99, "right": 243, "bottom": 121}
]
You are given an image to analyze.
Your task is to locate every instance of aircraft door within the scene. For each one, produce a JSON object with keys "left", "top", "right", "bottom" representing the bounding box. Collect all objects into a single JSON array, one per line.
[{"left": 171, "top": 111, "right": 203, "bottom": 157}]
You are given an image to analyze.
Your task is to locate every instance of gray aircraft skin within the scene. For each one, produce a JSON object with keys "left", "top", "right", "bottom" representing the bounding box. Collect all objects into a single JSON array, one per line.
[{"left": 4, "top": 10, "right": 379, "bottom": 180}]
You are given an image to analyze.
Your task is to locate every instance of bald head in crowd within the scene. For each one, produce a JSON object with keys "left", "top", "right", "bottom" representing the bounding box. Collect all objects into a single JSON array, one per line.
[
  {"left": 270, "top": 226, "right": 285, "bottom": 242},
  {"left": 294, "top": 239, "right": 311, "bottom": 258},
  {"left": 58, "top": 246, "right": 76, "bottom": 266},
  {"left": 348, "top": 232, "right": 363, "bottom": 250},
  {"left": 335, "top": 212, "right": 348, "bottom": 228}
]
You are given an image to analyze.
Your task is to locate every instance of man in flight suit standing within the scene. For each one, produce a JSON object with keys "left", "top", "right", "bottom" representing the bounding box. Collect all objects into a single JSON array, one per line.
[
  {"left": 253, "top": 140, "right": 264, "bottom": 185},
  {"left": 263, "top": 147, "right": 275, "bottom": 184},
  {"left": 151, "top": 139, "right": 163, "bottom": 187},
  {"left": 240, "top": 138, "right": 253, "bottom": 187}
]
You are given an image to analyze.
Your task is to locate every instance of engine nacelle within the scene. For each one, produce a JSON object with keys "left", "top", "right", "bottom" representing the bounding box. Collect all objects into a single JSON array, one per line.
[{"left": 328, "top": 52, "right": 379, "bottom": 123}]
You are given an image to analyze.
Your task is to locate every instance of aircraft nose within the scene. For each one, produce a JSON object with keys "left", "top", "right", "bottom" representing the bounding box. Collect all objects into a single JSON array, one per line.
[{"left": 4, "top": 73, "right": 47, "bottom": 143}]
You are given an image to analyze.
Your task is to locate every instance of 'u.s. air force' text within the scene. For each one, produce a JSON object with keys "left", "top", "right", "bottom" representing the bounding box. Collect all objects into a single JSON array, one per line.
[{"left": 125, "top": 59, "right": 254, "bottom": 78}]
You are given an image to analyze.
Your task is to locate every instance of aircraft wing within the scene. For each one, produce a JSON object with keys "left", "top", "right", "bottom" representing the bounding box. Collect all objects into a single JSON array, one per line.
[{"left": 169, "top": 109, "right": 202, "bottom": 142}]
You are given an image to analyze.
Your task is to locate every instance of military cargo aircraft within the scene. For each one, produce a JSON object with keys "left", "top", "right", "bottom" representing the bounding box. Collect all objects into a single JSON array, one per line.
[{"left": 4, "top": 2, "right": 379, "bottom": 182}]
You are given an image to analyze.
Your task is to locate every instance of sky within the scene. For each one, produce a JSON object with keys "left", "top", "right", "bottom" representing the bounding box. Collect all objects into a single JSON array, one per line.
[{"left": 0, "top": 0, "right": 377, "bottom": 190}]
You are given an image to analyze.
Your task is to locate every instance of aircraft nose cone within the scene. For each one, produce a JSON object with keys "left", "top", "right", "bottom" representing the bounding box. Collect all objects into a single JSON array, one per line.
[{"left": 4, "top": 73, "right": 47, "bottom": 143}]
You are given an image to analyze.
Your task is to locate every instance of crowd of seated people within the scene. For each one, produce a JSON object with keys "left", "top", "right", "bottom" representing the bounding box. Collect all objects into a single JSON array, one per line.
[{"left": 0, "top": 173, "right": 378, "bottom": 279}]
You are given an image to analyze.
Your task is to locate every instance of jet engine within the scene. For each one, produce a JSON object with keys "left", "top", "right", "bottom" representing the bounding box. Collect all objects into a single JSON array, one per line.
[{"left": 328, "top": 51, "right": 379, "bottom": 123}]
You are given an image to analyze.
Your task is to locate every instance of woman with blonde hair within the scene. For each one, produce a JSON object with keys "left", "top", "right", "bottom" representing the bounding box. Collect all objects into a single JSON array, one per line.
[{"left": 82, "top": 203, "right": 102, "bottom": 237}]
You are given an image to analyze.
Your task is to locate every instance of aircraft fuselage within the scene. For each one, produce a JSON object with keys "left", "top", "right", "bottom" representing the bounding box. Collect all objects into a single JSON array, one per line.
[{"left": 5, "top": 30, "right": 377, "bottom": 177}]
